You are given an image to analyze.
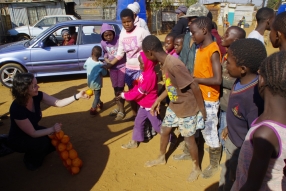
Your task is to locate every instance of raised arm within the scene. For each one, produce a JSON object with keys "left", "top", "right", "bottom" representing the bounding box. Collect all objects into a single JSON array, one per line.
[
  {"left": 195, "top": 52, "right": 222, "bottom": 86},
  {"left": 41, "top": 91, "right": 87, "bottom": 107}
]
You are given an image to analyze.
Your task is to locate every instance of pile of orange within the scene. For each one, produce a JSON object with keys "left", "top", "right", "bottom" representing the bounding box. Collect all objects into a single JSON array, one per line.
[{"left": 49, "top": 130, "right": 83, "bottom": 175}]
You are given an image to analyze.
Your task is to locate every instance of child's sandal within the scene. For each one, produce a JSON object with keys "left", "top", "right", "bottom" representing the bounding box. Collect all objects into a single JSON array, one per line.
[
  {"left": 115, "top": 112, "right": 125, "bottom": 121},
  {"left": 109, "top": 109, "right": 119, "bottom": 116}
]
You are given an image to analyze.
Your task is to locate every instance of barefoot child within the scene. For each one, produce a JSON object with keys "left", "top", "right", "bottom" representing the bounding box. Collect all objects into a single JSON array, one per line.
[
  {"left": 100, "top": 23, "right": 126, "bottom": 120},
  {"left": 164, "top": 33, "right": 179, "bottom": 58},
  {"left": 218, "top": 39, "right": 266, "bottom": 191},
  {"left": 118, "top": 52, "right": 161, "bottom": 149},
  {"left": 143, "top": 35, "right": 206, "bottom": 182},
  {"left": 219, "top": 26, "right": 246, "bottom": 148},
  {"left": 248, "top": 7, "right": 275, "bottom": 44},
  {"left": 106, "top": 9, "right": 150, "bottom": 120},
  {"left": 83, "top": 46, "right": 107, "bottom": 115},
  {"left": 231, "top": 51, "right": 286, "bottom": 191}
]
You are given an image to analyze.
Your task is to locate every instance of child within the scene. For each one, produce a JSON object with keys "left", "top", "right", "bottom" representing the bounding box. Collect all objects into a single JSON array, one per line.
[
  {"left": 218, "top": 39, "right": 266, "bottom": 191},
  {"left": 164, "top": 33, "right": 178, "bottom": 58},
  {"left": 107, "top": 8, "right": 150, "bottom": 120},
  {"left": 219, "top": 26, "right": 246, "bottom": 148},
  {"left": 83, "top": 46, "right": 107, "bottom": 115},
  {"left": 231, "top": 51, "right": 286, "bottom": 191},
  {"left": 142, "top": 35, "right": 206, "bottom": 182},
  {"left": 100, "top": 23, "right": 126, "bottom": 120},
  {"left": 174, "top": 34, "right": 184, "bottom": 55},
  {"left": 270, "top": 11, "right": 286, "bottom": 51},
  {"left": 248, "top": 7, "right": 275, "bottom": 44},
  {"left": 189, "top": 16, "right": 222, "bottom": 179},
  {"left": 118, "top": 52, "right": 161, "bottom": 149}
]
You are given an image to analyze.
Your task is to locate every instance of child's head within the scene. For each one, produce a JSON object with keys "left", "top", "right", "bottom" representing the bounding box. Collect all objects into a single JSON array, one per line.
[
  {"left": 174, "top": 34, "right": 184, "bottom": 54},
  {"left": 142, "top": 35, "right": 164, "bottom": 62},
  {"left": 164, "top": 33, "right": 177, "bottom": 52},
  {"left": 259, "top": 51, "right": 286, "bottom": 98},
  {"left": 91, "top": 46, "right": 102, "bottom": 58},
  {"left": 270, "top": 11, "right": 286, "bottom": 49},
  {"left": 189, "top": 16, "right": 212, "bottom": 44},
  {"left": 256, "top": 7, "right": 275, "bottom": 31},
  {"left": 221, "top": 26, "right": 246, "bottom": 48},
  {"left": 101, "top": 23, "right": 115, "bottom": 42},
  {"left": 138, "top": 55, "right": 144, "bottom": 71},
  {"left": 120, "top": 9, "right": 135, "bottom": 32},
  {"left": 227, "top": 38, "right": 267, "bottom": 78}
]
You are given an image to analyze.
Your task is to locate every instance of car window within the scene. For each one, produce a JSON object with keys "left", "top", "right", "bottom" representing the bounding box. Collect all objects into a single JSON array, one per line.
[
  {"left": 35, "top": 17, "right": 56, "bottom": 27},
  {"left": 81, "top": 24, "right": 120, "bottom": 45},
  {"left": 57, "top": 17, "right": 70, "bottom": 23}
]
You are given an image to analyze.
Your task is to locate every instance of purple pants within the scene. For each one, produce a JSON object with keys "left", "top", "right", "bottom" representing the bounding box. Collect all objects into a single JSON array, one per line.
[{"left": 132, "top": 107, "right": 162, "bottom": 142}]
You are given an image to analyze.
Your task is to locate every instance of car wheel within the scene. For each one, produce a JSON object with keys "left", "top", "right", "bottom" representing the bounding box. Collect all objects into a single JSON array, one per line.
[
  {"left": 0, "top": 64, "right": 26, "bottom": 88},
  {"left": 17, "top": 34, "right": 30, "bottom": 41}
]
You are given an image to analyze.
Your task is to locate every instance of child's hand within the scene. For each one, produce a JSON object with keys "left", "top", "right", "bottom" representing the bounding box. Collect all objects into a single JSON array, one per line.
[
  {"left": 115, "top": 95, "right": 122, "bottom": 101},
  {"left": 201, "top": 109, "right": 207, "bottom": 121},
  {"left": 221, "top": 127, "right": 228, "bottom": 140},
  {"left": 150, "top": 100, "right": 160, "bottom": 116}
]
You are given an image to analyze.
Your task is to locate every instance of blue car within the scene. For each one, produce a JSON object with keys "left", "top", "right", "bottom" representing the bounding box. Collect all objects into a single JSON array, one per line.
[{"left": 0, "top": 20, "right": 122, "bottom": 88}]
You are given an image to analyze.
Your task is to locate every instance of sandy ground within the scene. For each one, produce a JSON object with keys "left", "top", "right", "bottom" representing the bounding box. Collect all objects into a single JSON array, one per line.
[{"left": 0, "top": 25, "right": 278, "bottom": 191}]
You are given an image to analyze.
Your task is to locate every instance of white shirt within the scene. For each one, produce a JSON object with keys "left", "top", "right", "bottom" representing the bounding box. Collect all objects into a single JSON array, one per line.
[{"left": 247, "top": 30, "right": 264, "bottom": 44}]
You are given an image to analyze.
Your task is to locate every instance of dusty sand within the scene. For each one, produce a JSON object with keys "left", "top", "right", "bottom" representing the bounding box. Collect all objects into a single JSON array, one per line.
[{"left": 0, "top": 25, "right": 278, "bottom": 191}]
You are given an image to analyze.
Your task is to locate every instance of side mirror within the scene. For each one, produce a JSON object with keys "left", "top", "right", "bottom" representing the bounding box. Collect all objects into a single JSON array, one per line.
[{"left": 38, "top": 41, "right": 44, "bottom": 48}]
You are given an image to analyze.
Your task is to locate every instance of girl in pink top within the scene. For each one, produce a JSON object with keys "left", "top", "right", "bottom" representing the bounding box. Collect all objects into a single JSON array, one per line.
[
  {"left": 118, "top": 52, "right": 161, "bottom": 149},
  {"left": 231, "top": 51, "right": 286, "bottom": 191},
  {"left": 164, "top": 33, "right": 179, "bottom": 58}
]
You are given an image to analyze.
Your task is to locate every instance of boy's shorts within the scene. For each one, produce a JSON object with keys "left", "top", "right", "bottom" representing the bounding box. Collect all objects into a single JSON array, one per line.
[
  {"left": 162, "top": 107, "right": 204, "bottom": 137},
  {"left": 110, "top": 67, "right": 126, "bottom": 88},
  {"left": 125, "top": 68, "right": 141, "bottom": 88}
]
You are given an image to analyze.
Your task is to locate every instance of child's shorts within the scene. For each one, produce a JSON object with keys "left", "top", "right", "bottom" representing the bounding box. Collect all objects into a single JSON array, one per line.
[
  {"left": 110, "top": 67, "right": 125, "bottom": 88},
  {"left": 125, "top": 68, "right": 141, "bottom": 88},
  {"left": 162, "top": 107, "right": 204, "bottom": 137}
]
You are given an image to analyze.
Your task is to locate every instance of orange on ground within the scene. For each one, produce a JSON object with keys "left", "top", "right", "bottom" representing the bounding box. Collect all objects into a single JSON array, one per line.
[
  {"left": 61, "top": 135, "right": 70, "bottom": 143},
  {"left": 51, "top": 139, "right": 59, "bottom": 147},
  {"left": 57, "top": 143, "right": 67, "bottom": 152},
  {"left": 78, "top": 158, "right": 83, "bottom": 167},
  {"left": 66, "top": 142, "right": 73, "bottom": 151},
  {"left": 69, "top": 149, "right": 78, "bottom": 159},
  {"left": 48, "top": 134, "right": 56, "bottom": 139},
  {"left": 66, "top": 158, "right": 72, "bottom": 166},
  {"left": 70, "top": 166, "right": 80, "bottom": 175},
  {"left": 60, "top": 150, "right": 69, "bottom": 160},
  {"left": 71, "top": 157, "right": 81, "bottom": 167},
  {"left": 56, "top": 130, "right": 64, "bottom": 140},
  {"left": 85, "top": 89, "right": 93, "bottom": 96}
]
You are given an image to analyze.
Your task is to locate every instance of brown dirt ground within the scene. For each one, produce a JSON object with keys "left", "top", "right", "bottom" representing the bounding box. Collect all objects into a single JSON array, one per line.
[{"left": 0, "top": 25, "right": 278, "bottom": 191}]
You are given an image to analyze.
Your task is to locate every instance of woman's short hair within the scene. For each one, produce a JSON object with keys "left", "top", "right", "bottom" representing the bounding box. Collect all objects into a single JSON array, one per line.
[{"left": 12, "top": 73, "right": 34, "bottom": 106}]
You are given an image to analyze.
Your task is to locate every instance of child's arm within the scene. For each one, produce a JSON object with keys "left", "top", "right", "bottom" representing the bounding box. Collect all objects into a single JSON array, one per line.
[
  {"left": 107, "top": 35, "right": 125, "bottom": 68},
  {"left": 190, "top": 81, "right": 206, "bottom": 120},
  {"left": 150, "top": 90, "right": 168, "bottom": 116},
  {"left": 239, "top": 126, "right": 279, "bottom": 191},
  {"left": 101, "top": 41, "right": 110, "bottom": 63},
  {"left": 194, "top": 52, "right": 222, "bottom": 86}
]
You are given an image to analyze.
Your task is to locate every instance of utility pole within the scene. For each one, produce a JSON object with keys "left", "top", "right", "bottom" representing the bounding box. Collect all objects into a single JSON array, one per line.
[{"left": 262, "top": 0, "right": 266, "bottom": 7}]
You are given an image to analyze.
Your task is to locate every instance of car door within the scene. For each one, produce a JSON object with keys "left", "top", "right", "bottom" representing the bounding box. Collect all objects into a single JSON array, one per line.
[
  {"left": 77, "top": 24, "right": 121, "bottom": 70},
  {"left": 30, "top": 25, "right": 80, "bottom": 76},
  {"left": 32, "top": 17, "right": 56, "bottom": 37}
]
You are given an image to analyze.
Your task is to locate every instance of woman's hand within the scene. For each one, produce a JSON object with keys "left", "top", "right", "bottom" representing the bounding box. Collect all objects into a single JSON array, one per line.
[
  {"left": 77, "top": 90, "right": 89, "bottom": 99},
  {"left": 52, "top": 123, "right": 62, "bottom": 133}
]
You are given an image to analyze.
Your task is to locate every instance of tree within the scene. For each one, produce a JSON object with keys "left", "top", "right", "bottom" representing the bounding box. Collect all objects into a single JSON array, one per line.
[{"left": 267, "top": 0, "right": 280, "bottom": 9}]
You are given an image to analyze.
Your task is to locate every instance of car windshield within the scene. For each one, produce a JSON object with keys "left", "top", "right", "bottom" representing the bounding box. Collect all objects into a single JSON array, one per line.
[{"left": 29, "top": 27, "right": 53, "bottom": 45}]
